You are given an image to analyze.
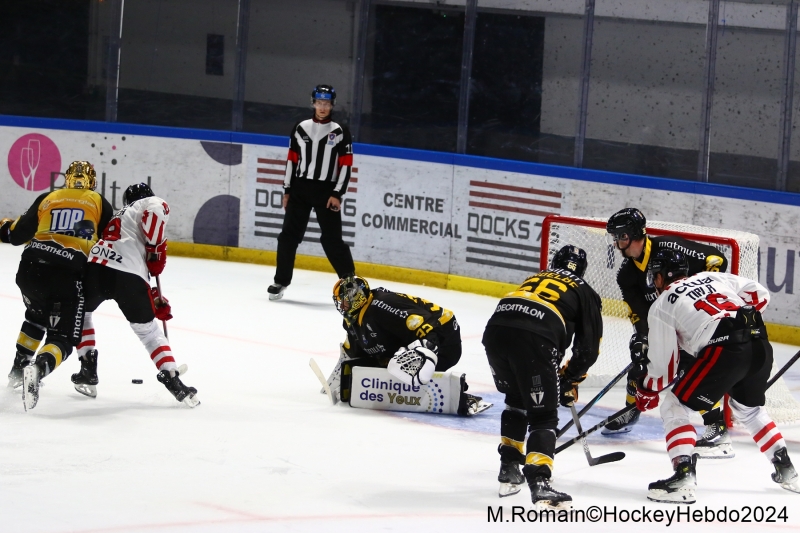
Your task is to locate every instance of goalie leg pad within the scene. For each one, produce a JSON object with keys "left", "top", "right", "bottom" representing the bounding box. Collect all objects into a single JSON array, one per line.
[{"left": 349, "top": 366, "right": 466, "bottom": 414}]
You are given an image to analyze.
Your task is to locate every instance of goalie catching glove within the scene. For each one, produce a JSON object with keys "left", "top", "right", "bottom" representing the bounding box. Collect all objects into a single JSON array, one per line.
[
  {"left": 387, "top": 339, "right": 438, "bottom": 387},
  {"left": 558, "top": 362, "right": 587, "bottom": 407},
  {"left": 149, "top": 287, "right": 173, "bottom": 321}
]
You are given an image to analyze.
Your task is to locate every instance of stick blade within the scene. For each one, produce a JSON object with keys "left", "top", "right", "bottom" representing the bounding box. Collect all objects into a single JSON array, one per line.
[{"left": 591, "top": 451, "right": 626, "bottom": 466}]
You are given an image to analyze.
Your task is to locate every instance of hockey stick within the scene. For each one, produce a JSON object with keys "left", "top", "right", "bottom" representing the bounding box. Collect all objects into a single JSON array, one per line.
[
  {"left": 767, "top": 349, "right": 800, "bottom": 389},
  {"left": 568, "top": 402, "right": 626, "bottom": 465},
  {"left": 557, "top": 362, "right": 633, "bottom": 438},
  {"left": 155, "top": 275, "right": 168, "bottom": 339},
  {"left": 555, "top": 404, "right": 637, "bottom": 455},
  {"left": 309, "top": 358, "right": 337, "bottom": 405}
]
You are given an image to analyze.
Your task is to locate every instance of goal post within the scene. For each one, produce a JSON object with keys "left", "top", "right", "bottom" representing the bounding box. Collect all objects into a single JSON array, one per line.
[{"left": 541, "top": 214, "right": 799, "bottom": 424}]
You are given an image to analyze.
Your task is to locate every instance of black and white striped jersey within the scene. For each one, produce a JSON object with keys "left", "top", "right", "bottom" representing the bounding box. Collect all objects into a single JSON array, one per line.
[{"left": 284, "top": 117, "right": 353, "bottom": 198}]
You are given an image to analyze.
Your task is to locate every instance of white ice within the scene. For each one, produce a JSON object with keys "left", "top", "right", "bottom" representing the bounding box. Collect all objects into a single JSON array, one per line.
[{"left": 0, "top": 243, "right": 798, "bottom": 533}]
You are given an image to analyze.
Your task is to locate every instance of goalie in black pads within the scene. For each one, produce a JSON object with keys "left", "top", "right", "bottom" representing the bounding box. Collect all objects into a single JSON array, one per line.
[
  {"left": 482, "top": 245, "right": 603, "bottom": 509},
  {"left": 328, "top": 275, "right": 488, "bottom": 415},
  {"left": 604, "top": 207, "right": 731, "bottom": 459},
  {"left": 635, "top": 249, "right": 798, "bottom": 503}
]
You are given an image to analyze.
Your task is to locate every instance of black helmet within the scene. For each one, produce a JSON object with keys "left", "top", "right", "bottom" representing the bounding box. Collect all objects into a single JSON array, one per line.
[
  {"left": 606, "top": 208, "right": 647, "bottom": 240},
  {"left": 647, "top": 249, "right": 689, "bottom": 288},
  {"left": 123, "top": 183, "right": 155, "bottom": 206},
  {"left": 551, "top": 245, "right": 588, "bottom": 278},
  {"left": 311, "top": 84, "right": 336, "bottom": 105}
]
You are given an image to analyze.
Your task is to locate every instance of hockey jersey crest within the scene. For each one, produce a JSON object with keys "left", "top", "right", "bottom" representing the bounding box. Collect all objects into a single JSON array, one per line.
[{"left": 89, "top": 196, "right": 169, "bottom": 281}]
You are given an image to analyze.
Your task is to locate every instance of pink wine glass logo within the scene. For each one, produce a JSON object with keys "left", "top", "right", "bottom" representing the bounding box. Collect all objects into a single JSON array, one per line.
[{"left": 7, "top": 134, "right": 62, "bottom": 191}]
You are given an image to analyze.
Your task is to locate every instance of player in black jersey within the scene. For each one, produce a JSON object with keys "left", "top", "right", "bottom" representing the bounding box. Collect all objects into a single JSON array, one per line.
[
  {"left": 603, "top": 208, "right": 731, "bottom": 455},
  {"left": 483, "top": 245, "right": 603, "bottom": 509},
  {"left": 329, "top": 275, "right": 486, "bottom": 415}
]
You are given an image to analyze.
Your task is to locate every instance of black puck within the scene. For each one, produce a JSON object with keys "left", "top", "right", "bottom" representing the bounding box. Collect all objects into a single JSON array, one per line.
[{"left": 132, "top": 379, "right": 143, "bottom": 384}]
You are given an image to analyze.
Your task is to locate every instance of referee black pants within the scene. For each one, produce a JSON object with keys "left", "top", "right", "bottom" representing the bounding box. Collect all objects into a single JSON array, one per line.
[{"left": 275, "top": 180, "right": 355, "bottom": 286}]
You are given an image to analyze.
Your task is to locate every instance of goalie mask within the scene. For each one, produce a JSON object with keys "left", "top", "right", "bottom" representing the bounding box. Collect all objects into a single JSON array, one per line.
[
  {"left": 551, "top": 245, "right": 588, "bottom": 278},
  {"left": 64, "top": 161, "right": 97, "bottom": 190},
  {"left": 647, "top": 249, "right": 689, "bottom": 289},
  {"left": 333, "top": 275, "right": 370, "bottom": 324}
]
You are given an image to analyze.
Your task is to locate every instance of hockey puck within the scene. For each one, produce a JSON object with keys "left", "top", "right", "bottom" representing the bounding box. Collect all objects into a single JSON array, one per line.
[{"left": 132, "top": 379, "right": 143, "bottom": 384}]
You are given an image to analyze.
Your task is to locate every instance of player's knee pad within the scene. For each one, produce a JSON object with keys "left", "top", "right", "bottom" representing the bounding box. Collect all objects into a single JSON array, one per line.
[
  {"left": 728, "top": 397, "right": 761, "bottom": 425},
  {"left": 130, "top": 320, "right": 163, "bottom": 345},
  {"left": 348, "top": 366, "right": 466, "bottom": 415},
  {"left": 501, "top": 405, "right": 528, "bottom": 445},
  {"left": 660, "top": 390, "right": 695, "bottom": 432},
  {"left": 527, "top": 409, "right": 559, "bottom": 432}
]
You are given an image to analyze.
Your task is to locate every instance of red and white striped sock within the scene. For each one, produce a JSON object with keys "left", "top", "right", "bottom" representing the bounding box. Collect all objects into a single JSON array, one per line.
[
  {"left": 130, "top": 320, "right": 177, "bottom": 373},
  {"left": 77, "top": 312, "right": 96, "bottom": 358},
  {"left": 662, "top": 391, "right": 697, "bottom": 461},
  {"left": 730, "top": 398, "right": 786, "bottom": 460}
]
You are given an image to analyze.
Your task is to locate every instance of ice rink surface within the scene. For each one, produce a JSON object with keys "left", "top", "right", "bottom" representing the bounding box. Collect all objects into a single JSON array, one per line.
[{"left": 0, "top": 243, "right": 798, "bottom": 533}]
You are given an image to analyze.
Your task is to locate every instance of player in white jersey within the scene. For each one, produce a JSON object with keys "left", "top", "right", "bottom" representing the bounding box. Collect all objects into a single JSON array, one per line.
[
  {"left": 73, "top": 183, "right": 199, "bottom": 406},
  {"left": 634, "top": 249, "right": 798, "bottom": 503}
]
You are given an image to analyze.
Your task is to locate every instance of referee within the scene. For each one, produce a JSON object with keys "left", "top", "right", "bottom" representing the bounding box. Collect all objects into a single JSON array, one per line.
[{"left": 269, "top": 84, "right": 356, "bottom": 300}]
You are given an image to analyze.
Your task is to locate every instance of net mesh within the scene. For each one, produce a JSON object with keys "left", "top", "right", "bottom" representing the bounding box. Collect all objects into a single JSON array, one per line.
[{"left": 545, "top": 216, "right": 799, "bottom": 424}]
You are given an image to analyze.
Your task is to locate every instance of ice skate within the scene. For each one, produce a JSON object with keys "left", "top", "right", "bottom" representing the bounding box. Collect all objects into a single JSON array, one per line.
[
  {"left": 498, "top": 460, "right": 524, "bottom": 497},
  {"left": 465, "top": 394, "right": 492, "bottom": 415},
  {"left": 602, "top": 405, "right": 639, "bottom": 435},
  {"left": 157, "top": 370, "right": 200, "bottom": 407},
  {"left": 268, "top": 283, "right": 286, "bottom": 301},
  {"left": 529, "top": 476, "right": 572, "bottom": 510},
  {"left": 647, "top": 454, "right": 697, "bottom": 504},
  {"left": 8, "top": 351, "right": 29, "bottom": 389},
  {"left": 695, "top": 421, "right": 734, "bottom": 459},
  {"left": 71, "top": 349, "right": 99, "bottom": 398},
  {"left": 22, "top": 359, "right": 45, "bottom": 411},
  {"left": 771, "top": 447, "right": 800, "bottom": 494}
]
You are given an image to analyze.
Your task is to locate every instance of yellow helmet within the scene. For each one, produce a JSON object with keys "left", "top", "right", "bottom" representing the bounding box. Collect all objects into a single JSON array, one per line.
[
  {"left": 64, "top": 161, "right": 97, "bottom": 190},
  {"left": 333, "top": 275, "right": 370, "bottom": 324}
]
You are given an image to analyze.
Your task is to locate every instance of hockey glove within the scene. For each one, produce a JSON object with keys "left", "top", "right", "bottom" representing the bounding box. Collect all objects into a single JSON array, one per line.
[
  {"left": 149, "top": 287, "right": 173, "bottom": 321},
  {"left": 145, "top": 240, "right": 168, "bottom": 276},
  {"left": 387, "top": 339, "right": 438, "bottom": 387},
  {"left": 629, "top": 333, "right": 649, "bottom": 378},
  {"left": 0, "top": 218, "right": 12, "bottom": 243},
  {"left": 558, "top": 363, "right": 587, "bottom": 407},
  {"left": 634, "top": 381, "right": 659, "bottom": 412}
]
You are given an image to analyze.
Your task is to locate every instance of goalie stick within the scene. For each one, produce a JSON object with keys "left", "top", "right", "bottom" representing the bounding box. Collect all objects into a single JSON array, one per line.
[
  {"left": 568, "top": 402, "right": 626, "bottom": 466},
  {"left": 309, "top": 358, "right": 337, "bottom": 405},
  {"left": 557, "top": 362, "right": 633, "bottom": 438}
]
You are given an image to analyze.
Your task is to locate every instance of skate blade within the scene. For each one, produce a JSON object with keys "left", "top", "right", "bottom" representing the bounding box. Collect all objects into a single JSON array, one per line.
[
  {"left": 601, "top": 426, "right": 633, "bottom": 435},
  {"left": 499, "top": 482, "right": 522, "bottom": 498},
  {"left": 7, "top": 377, "right": 23, "bottom": 389},
  {"left": 469, "top": 400, "right": 493, "bottom": 416},
  {"left": 74, "top": 383, "right": 97, "bottom": 398},
  {"left": 647, "top": 489, "right": 696, "bottom": 504},
  {"left": 268, "top": 290, "right": 285, "bottom": 301},
  {"left": 534, "top": 500, "right": 572, "bottom": 511},
  {"left": 177, "top": 364, "right": 188, "bottom": 376},
  {"left": 22, "top": 366, "right": 39, "bottom": 412},
  {"left": 182, "top": 393, "right": 200, "bottom": 408},
  {"left": 694, "top": 444, "right": 736, "bottom": 459}
]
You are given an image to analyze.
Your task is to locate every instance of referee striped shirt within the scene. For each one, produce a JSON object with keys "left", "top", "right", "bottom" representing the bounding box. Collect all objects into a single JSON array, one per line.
[{"left": 284, "top": 117, "right": 353, "bottom": 198}]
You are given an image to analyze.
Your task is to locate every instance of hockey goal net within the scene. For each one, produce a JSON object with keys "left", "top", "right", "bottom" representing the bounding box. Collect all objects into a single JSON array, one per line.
[{"left": 541, "top": 215, "right": 799, "bottom": 424}]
